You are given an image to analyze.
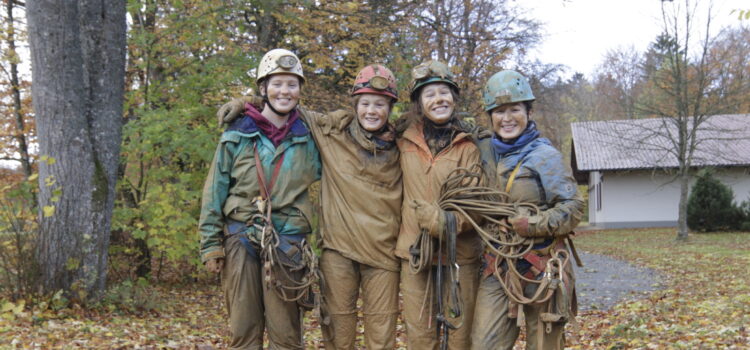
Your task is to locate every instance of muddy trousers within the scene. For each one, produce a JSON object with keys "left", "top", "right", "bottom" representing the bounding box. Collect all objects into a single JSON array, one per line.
[
  {"left": 221, "top": 235, "right": 303, "bottom": 350},
  {"left": 400, "top": 259, "right": 480, "bottom": 350},
  {"left": 319, "top": 249, "right": 399, "bottom": 350},
  {"left": 470, "top": 262, "right": 575, "bottom": 350}
]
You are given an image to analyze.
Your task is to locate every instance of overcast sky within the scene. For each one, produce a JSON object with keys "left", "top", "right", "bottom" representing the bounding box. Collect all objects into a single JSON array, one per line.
[{"left": 521, "top": 0, "right": 748, "bottom": 78}]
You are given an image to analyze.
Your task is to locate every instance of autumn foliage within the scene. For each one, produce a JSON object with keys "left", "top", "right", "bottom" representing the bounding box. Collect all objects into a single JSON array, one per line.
[{"left": 1, "top": 0, "right": 750, "bottom": 347}]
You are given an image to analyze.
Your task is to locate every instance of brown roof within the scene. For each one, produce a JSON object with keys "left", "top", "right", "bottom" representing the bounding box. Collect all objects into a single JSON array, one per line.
[{"left": 571, "top": 114, "right": 750, "bottom": 172}]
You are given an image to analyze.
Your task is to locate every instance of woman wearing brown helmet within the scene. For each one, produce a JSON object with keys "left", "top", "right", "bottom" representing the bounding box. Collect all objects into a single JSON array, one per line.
[{"left": 396, "top": 60, "right": 484, "bottom": 349}]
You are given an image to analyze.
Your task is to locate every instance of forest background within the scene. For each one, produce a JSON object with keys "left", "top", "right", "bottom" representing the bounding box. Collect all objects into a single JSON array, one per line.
[{"left": 0, "top": 0, "right": 749, "bottom": 347}]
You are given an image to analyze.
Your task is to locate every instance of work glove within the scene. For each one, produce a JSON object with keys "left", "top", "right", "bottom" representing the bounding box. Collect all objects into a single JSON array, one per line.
[
  {"left": 409, "top": 199, "right": 445, "bottom": 239},
  {"left": 508, "top": 214, "right": 543, "bottom": 238},
  {"left": 326, "top": 109, "right": 355, "bottom": 132},
  {"left": 205, "top": 257, "right": 224, "bottom": 274},
  {"left": 216, "top": 96, "right": 262, "bottom": 127}
]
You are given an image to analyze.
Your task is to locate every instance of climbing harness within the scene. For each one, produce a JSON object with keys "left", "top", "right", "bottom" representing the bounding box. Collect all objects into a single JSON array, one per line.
[{"left": 248, "top": 144, "right": 318, "bottom": 309}]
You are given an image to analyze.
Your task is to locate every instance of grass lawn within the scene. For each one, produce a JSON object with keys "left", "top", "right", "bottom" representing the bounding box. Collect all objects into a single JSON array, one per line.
[
  {"left": 1, "top": 228, "right": 748, "bottom": 349},
  {"left": 568, "top": 228, "right": 750, "bottom": 349}
]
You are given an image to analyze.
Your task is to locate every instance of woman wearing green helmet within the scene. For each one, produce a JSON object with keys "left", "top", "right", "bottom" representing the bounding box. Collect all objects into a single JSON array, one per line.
[
  {"left": 397, "top": 60, "right": 484, "bottom": 349},
  {"left": 471, "top": 70, "right": 583, "bottom": 350}
]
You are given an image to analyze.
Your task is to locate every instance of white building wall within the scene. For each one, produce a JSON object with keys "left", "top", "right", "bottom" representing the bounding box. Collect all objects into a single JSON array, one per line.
[
  {"left": 590, "top": 167, "right": 750, "bottom": 228},
  {"left": 720, "top": 168, "right": 750, "bottom": 204}
]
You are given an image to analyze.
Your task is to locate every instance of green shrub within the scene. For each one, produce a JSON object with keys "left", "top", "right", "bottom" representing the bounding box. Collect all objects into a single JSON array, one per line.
[
  {"left": 687, "top": 169, "right": 740, "bottom": 232},
  {"left": 738, "top": 200, "right": 750, "bottom": 232},
  {"left": 0, "top": 180, "right": 39, "bottom": 300}
]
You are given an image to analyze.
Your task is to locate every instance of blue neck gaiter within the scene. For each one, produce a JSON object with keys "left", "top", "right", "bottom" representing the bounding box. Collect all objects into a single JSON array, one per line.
[{"left": 491, "top": 121, "right": 540, "bottom": 158}]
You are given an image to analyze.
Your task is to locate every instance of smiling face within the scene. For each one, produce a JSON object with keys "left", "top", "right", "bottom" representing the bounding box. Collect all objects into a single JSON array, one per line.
[
  {"left": 356, "top": 94, "right": 391, "bottom": 132},
  {"left": 260, "top": 73, "right": 301, "bottom": 115},
  {"left": 419, "top": 83, "right": 455, "bottom": 124},
  {"left": 491, "top": 102, "right": 531, "bottom": 142}
]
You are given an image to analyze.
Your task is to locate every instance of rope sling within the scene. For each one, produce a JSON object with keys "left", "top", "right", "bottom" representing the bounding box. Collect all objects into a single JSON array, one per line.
[
  {"left": 250, "top": 144, "right": 318, "bottom": 308},
  {"left": 409, "top": 164, "right": 574, "bottom": 348}
]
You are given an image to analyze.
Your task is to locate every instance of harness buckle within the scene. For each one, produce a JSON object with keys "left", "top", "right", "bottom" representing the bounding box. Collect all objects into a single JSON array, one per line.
[{"left": 254, "top": 195, "right": 267, "bottom": 214}]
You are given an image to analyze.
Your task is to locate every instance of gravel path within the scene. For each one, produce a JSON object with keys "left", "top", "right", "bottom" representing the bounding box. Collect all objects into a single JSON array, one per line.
[{"left": 573, "top": 251, "right": 663, "bottom": 311}]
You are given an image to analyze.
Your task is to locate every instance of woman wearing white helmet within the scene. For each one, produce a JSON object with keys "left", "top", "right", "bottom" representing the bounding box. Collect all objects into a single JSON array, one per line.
[
  {"left": 199, "top": 48, "right": 321, "bottom": 349},
  {"left": 471, "top": 70, "right": 583, "bottom": 350},
  {"left": 217, "top": 64, "right": 403, "bottom": 349}
]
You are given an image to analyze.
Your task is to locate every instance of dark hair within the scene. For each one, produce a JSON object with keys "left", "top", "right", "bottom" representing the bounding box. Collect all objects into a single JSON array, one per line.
[
  {"left": 523, "top": 100, "right": 534, "bottom": 113},
  {"left": 486, "top": 100, "right": 535, "bottom": 116}
]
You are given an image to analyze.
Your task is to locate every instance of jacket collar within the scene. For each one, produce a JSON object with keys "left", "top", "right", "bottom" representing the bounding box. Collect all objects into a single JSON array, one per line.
[
  {"left": 228, "top": 112, "right": 310, "bottom": 137},
  {"left": 402, "top": 120, "right": 470, "bottom": 155}
]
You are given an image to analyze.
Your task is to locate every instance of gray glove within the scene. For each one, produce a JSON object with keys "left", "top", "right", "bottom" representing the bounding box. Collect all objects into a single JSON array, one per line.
[{"left": 216, "top": 96, "right": 262, "bottom": 127}]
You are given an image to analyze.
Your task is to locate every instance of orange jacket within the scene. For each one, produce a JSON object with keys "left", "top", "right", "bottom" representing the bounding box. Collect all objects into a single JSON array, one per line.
[{"left": 395, "top": 120, "right": 483, "bottom": 265}]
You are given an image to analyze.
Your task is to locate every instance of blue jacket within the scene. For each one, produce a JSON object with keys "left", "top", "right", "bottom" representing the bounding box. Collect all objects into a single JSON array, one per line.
[{"left": 478, "top": 136, "right": 583, "bottom": 237}]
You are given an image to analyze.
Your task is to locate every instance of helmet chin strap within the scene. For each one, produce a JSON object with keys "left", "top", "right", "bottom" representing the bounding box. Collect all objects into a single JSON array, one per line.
[{"left": 262, "top": 95, "right": 297, "bottom": 118}]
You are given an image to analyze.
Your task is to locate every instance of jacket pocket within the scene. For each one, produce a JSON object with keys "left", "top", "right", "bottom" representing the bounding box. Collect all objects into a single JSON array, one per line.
[
  {"left": 279, "top": 206, "right": 313, "bottom": 236},
  {"left": 223, "top": 195, "right": 256, "bottom": 218}
]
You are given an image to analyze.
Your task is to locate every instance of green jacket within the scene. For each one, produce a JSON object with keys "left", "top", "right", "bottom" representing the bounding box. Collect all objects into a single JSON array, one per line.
[{"left": 199, "top": 109, "right": 321, "bottom": 262}]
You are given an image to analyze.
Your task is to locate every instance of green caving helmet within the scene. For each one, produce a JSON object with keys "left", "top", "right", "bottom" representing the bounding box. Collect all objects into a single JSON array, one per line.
[
  {"left": 409, "top": 60, "right": 459, "bottom": 101},
  {"left": 482, "top": 70, "right": 535, "bottom": 113}
]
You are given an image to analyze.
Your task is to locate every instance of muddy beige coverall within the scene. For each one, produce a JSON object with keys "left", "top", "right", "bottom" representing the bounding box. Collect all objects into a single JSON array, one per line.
[
  {"left": 396, "top": 120, "right": 484, "bottom": 350},
  {"left": 307, "top": 109, "right": 403, "bottom": 350},
  {"left": 471, "top": 135, "right": 583, "bottom": 350}
]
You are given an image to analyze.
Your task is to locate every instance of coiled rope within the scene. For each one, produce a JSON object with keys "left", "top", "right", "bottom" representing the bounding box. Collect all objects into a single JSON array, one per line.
[{"left": 411, "top": 164, "right": 569, "bottom": 309}]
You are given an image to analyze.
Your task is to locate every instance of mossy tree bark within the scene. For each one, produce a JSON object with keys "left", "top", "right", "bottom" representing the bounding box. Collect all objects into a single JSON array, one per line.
[{"left": 27, "top": 0, "right": 126, "bottom": 301}]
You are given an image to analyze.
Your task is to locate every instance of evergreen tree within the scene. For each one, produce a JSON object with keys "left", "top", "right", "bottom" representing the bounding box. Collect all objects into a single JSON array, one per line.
[{"left": 687, "top": 169, "right": 738, "bottom": 232}]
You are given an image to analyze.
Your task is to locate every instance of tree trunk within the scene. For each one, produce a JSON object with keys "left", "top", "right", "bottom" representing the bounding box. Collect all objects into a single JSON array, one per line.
[
  {"left": 27, "top": 0, "right": 126, "bottom": 301},
  {"left": 676, "top": 168, "right": 690, "bottom": 241},
  {"left": 5, "top": 0, "right": 32, "bottom": 178}
]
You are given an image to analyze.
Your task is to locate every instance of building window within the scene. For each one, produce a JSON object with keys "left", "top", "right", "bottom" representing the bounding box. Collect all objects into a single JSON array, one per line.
[{"left": 596, "top": 182, "right": 602, "bottom": 211}]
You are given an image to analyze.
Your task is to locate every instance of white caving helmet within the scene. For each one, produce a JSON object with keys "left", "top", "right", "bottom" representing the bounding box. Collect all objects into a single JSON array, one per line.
[{"left": 256, "top": 48, "right": 305, "bottom": 86}]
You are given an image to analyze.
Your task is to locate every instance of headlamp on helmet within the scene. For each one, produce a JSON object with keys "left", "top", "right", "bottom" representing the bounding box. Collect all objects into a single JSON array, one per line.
[
  {"left": 351, "top": 75, "right": 393, "bottom": 93},
  {"left": 368, "top": 75, "right": 390, "bottom": 90},
  {"left": 277, "top": 55, "right": 298, "bottom": 69},
  {"left": 256, "top": 49, "right": 305, "bottom": 85},
  {"left": 408, "top": 60, "right": 459, "bottom": 101},
  {"left": 351, "top": 64, "right": 398, "bottom": 100}
]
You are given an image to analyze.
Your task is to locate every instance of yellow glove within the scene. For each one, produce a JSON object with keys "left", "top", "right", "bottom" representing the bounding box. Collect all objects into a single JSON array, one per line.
[
  {"left": 409, "top": 199, "right": 445, "bottom": 239},
  {"left": 216, "top": 96, "right": 263, "bottom": 127}
]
